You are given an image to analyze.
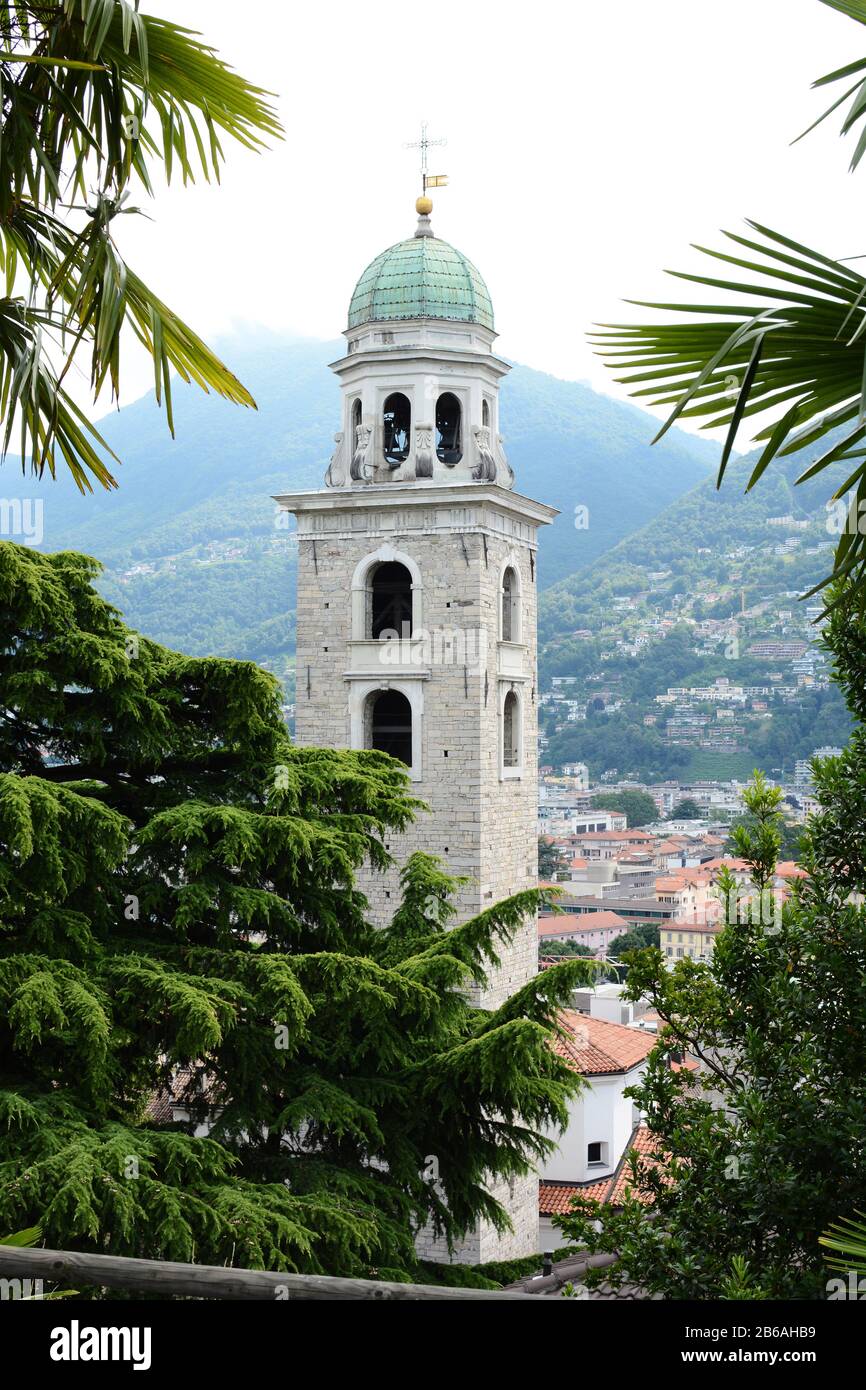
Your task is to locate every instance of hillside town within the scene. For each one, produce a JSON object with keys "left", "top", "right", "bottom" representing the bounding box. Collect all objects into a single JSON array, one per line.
[
  {"left": 537, "top": 760, "right": 815, "bottom": 960},
  {"left": 539, "top": 516, "right": 848, "bottom": 785}
]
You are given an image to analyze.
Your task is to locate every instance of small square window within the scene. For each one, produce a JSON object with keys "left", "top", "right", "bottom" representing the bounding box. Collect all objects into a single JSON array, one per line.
[{"left": 587, "top": 1142, "right": 607, "bottom": 1167}]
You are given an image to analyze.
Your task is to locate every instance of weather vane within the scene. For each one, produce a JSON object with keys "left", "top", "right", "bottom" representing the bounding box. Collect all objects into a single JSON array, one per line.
[{"left": 404, "top": 122, "right": 448, "bottom": 197}]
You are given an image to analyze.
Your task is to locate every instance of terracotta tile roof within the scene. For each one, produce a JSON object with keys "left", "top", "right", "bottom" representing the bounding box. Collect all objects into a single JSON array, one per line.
[
  {"left": 655, "top": 874, "right": 686, "bottom": 892},
  {"left": 539, "top": 1126, "right": 666, "bottom": 1216},
  {"left": 144, "top": 1091, "right": 173, "bottom": 1124},
  {"left": 775, "top": 861, "right": 807, "bottom": 879},
  {"left": 145, "top": 1064, "right": 219, "bottom": 1122},
  {"left": 573, "top": 830, "right": 653, "bottom": 841},
  {"left": 539, "top": 1180, "right": 610, "bottom": 1215},
  {"left": 657, "top": 868, "right": 716, "bottom": 891},
  {"left": 538, "top": 911, "right": 629, "bottom": 936},
  {"left": 553, "top": 1010, "right": 657, "bottom": 1075},
  {"left": 606, "top": 1125, "right": 665, "bottom": 1206}
]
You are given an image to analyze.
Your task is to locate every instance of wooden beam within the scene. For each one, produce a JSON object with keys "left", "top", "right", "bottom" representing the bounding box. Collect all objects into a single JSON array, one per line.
[{"left": 0, "top": 1246, "right": 543, "bottom": 1301}]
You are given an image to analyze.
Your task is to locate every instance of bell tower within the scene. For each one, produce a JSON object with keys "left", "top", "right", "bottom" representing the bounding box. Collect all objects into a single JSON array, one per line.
[{"left": 275, "top": 197, "right": 557, "bottom": 1263}]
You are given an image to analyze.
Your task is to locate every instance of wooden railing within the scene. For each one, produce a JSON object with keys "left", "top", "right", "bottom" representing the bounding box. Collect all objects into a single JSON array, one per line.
[{"left": 0, "top": 1245, "right": 543, "bottom": 1301}]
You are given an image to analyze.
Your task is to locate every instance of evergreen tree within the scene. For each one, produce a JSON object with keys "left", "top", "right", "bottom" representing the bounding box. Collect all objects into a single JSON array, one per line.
[
  {"left": 607, "top": 924, "right": 659, "bottom": 959},
  {"left": 0, "top": 542, "right": 594, "bottom": 1278},
  {"left": 668, "top": 798, "right": 701, "bottom": 820},
  {"left": 556, "top": 591, "right": 866, "bottom": 1297},
  {"left": 592, "top": 790, "right": 658, "bottom": 828},
  {"left": 538, "top": 940, "right": 593, "bottom": 959},
  {"left": 538, "top": 836, "right": 567, "bottom": 880}
]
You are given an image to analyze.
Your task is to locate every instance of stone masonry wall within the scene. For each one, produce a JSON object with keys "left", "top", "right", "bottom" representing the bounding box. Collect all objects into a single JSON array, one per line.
[{"left": 291, "top": 490, "right": 543, "bottom": 1261}]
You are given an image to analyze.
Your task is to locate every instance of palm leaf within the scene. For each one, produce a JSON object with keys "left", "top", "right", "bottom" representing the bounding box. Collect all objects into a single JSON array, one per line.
[
  {"left": 820, "top": 1211, "right": 866, "bottom": 1272},
  {"left": 818, "top": 1, "right": 866, "bottom": 24},
  {"left": 0, "top": 1225, "right": 78, "bottom": 1296},
  {"left": 796, "top": 3, "right": 866, "bottom": 167},
  {"left": 0, "top": 51, "right": 104, "bottom": 67},
  {"left": 0, "top": 1225, "right": 42, "bottom": 1246},
  {"left": 590, "top": 221, "right": 866, "bottom": 601},
  {"left": 0, "top": 3, "right": 283, "bottom": 488}
]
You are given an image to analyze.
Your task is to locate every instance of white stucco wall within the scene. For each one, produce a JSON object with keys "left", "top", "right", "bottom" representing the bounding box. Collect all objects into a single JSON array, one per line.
[{"left": 543, "top": 1064, "right": 646, "bottom": 1183}]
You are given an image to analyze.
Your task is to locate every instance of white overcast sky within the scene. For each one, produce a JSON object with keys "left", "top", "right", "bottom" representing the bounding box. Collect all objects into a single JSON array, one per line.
[{"left": 103, "top": 0, "right": 865, "bottom": 433}]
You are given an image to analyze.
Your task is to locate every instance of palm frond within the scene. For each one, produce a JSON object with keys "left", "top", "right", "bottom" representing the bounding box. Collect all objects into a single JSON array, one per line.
[
  {"left": 798, "top": 3, "right": 866, "bottom": 167},
  {"left": 818, "top": 1, "right": 866, "bottom": 25},
  {"left": 0, "top": 1225, "right": 42, "bottom": 1246},
  {"left": 0, "top": 3, "right": 283, "bottom": 488},
  {"left": 590, "top": 221, "right": 866, "bottom": 603},
  {"left": 0, "top": 294, "right": 118, "bottom": 489},
  {"left": 820, "top": 1211, "right": 866, "bottom": 1272}
]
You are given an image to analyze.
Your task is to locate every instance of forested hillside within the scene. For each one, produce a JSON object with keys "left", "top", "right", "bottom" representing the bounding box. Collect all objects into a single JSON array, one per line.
[
  {"left": 16, "top": 332, "right": 713, "bottom": 693},
  {"left": 537, "top": 446, "right": 854, "bottom": 782}
]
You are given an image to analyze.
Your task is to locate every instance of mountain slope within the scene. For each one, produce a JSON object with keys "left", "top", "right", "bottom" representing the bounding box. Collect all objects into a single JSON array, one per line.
[
  {"left": 537, "top": 442, "right": 853, "bottom": 783},
  {"left": 11, "top": 331, "right": 715, "bottom": 688}
]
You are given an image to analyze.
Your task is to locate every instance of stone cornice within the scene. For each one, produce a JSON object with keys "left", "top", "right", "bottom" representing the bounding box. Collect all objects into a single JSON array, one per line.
[
  {"left": 330, "top": 347, "right": 511, "bottom": 380},
  {"left": 273, "top": 481, "right": 559, "bottom": 529}
]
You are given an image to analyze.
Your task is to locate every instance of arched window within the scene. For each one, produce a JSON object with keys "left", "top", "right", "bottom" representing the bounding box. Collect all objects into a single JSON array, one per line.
[
  {"left": 368, "top": 690, "right": 413, "bottom": 766},
  {"left": 352, "top": 547, "right": 422, "bottom": 642},
  {"left": 383, "top": 392, "right": 411, "bottom": 466},
  {"left": 482, "top": 398, "right": 490, "bottom": 428},
  {"left": 501, "top": 565, "right": 520, "bottom": 643},
  {"left": 503, "top": 689, "right": 520, "bottom": 770},
  {"left": 436, "top": 391, "right": 462, "bottom": 464},
  {"left": 370, "top": 561, "right": 413, "bottom": 640},
  {"left": 352, "top": 397, "right": 362, "bottom": 439}
]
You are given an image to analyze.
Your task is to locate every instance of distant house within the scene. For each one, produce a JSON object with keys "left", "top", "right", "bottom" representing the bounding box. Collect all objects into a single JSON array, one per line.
[
  {"left": 571, "top": 829, "right": 655, "bottom": 861},
  {"left": 539, "top": 1125, "right": 664, "bottom": 1242},
  {"left": 653, "top": 869, "right": 720, "bottom": 922},
  {"left": 537, "top": 910, "right": 629, "bottom": 956},
  {"left": 540, "top": 1013, "right": 658, "bottom": 1243},
  {"left": 662, "top": 918, "right": 724, "bottom": 961}
]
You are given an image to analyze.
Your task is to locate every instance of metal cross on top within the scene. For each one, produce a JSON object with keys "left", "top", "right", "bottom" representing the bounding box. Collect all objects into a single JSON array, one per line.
[{"left": 404, "top": 122, "right": 448, "bottom": 195}]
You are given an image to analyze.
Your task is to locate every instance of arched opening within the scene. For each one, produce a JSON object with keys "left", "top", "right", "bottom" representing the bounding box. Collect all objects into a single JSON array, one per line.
[
  {"left": 368, "top": 690, "right": 413, "bottom": 766},
  {"left": 501, "top": 565, "right": 520, "bottom": 643},
  {"left": 436, "top": 391, "right": 462, "bottom": 464},
  {"left": 383, "top": 392, "right": 411, "bottom": 467},
  {"left": 503, "top": 689, "right": 520, "bottom": 770},
  {"left": 370, "top": 561, "right": 413, "bottom": 640},
  {"left": 352, "top": 397, "right": 362, "bottom": 439},
  {"left": 482, "top": 398, "right": 490, "bottom": 428}
]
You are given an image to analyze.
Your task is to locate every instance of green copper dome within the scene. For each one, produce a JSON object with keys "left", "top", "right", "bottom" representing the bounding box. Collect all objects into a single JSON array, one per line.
[{"left": 347, "top": 234, "right": 494, "bottom": 331}]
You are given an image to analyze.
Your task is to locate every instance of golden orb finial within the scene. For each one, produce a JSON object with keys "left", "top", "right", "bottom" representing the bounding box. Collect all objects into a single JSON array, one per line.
[{"left": 416, "top": 194, "right": 433, "bottom": 216}]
